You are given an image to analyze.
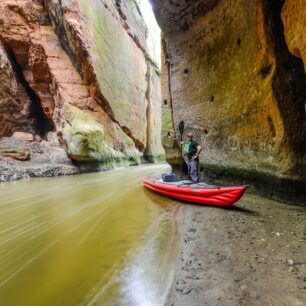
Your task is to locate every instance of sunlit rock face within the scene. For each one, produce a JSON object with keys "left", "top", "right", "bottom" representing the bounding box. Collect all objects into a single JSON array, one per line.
[
  {"left": 152, "top": 0, "right": 305, "bottom": 201},
  {"left": 0, "top": 0, "right": 164, "bottom": 165}
]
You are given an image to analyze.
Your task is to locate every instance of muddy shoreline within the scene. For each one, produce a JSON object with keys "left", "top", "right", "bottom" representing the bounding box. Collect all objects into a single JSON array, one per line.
[
  {"left": 0, "top": 137, "right": 160, "bottom": 183},
  {"left": 166, "top": 193, "right": 306, "bottom": 306},
  {"left": 0, "top": 137, "right": 80, "bottom": 183}
]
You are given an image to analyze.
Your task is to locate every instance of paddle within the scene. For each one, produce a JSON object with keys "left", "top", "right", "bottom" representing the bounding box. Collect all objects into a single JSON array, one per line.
[{"left": 178, "top": 120, "right": 184, "bottom": 178}]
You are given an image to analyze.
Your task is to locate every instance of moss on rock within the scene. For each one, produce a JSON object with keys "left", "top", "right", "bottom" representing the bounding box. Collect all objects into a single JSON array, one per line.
[
  {"left": 63, "top": 106, "right": 122, "bottom": 161},
  {"left": 63, "top": 105, "right": 143, "bottom": 170},
  {"left": 79, "top": 0, "right": 148, "bottom": 147}
]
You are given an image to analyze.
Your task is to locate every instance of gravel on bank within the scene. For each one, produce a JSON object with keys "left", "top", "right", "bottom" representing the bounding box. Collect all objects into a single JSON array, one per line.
[
  {"left": 166, "top": 193, "right": 306, "bottom": 306},
  {"left": 0, "top": 137, "right": 80, "bottom": 182}
]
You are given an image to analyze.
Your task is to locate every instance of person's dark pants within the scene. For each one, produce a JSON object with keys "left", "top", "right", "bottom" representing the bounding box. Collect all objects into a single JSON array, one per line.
[{"left": 188, "top": 158, "right": 199, "bottom": 182}]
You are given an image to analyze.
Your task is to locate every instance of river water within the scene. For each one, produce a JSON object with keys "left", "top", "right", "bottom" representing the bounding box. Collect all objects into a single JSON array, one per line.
[{"left": 0, "top": 164, "right": 181, "bottom": 306}]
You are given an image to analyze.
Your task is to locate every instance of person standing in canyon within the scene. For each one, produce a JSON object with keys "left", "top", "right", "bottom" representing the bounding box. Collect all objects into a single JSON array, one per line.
[{"left": 182, "top": 132, "right": 202, "bottom": 182}]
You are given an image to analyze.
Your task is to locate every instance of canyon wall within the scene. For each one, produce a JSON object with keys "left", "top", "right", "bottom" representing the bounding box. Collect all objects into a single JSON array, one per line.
[
  {"left": 152, "top": 0, "right": 305, "bottom": 202},
  {"left": 0, "top": 44, "right": 34, "bottom": 137},
  {"left": 0, "top": 0, "right": 164, "bottom": 170}
]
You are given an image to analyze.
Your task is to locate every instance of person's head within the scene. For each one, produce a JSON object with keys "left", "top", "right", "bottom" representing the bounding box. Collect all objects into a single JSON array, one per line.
[{"left": 186, "top": 132, "right": 193, "bottom": 141}]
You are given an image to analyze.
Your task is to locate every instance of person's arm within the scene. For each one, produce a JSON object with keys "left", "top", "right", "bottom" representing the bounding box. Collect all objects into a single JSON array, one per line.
[{"left": 193, "top": 145, "right": 202, "bottom": 159}]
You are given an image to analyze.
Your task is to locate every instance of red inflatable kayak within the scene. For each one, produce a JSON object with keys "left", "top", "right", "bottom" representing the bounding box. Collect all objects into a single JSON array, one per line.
[{"left": 143, "top": 178, "right": 248, "bottom": 206}]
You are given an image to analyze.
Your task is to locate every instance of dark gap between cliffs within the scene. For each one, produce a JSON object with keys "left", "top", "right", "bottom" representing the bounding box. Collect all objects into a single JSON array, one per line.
[{"left": 3, "top": 43, "right": 54, "bottom": 138}]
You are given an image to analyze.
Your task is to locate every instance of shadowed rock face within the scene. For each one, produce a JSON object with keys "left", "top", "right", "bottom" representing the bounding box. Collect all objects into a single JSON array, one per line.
[
  {"left": 152, "top": 0, "right": 305, "bottom": 202},
  {"left": 150, "top": 0, "right": 219, "bottom": 35},
  {"left": 0, "top": 0, "right": 164, "bottom": 166},
  {"left": 281, "top": 0, "right": 306, "bottom": 71}
]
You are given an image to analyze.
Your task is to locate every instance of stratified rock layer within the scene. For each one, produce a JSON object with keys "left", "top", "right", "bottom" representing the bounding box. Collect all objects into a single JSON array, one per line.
[
  {"left": 0, "top": 0, "right": 164, "bottom": 168},
  {"left": 152, "top": 0, "right": 305, "bottom": 202}
]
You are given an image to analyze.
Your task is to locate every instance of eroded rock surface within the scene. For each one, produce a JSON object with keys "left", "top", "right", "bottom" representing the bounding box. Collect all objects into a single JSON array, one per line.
[
  {"left": 161, "top": 36, "right": 181, "bottom": 165},
  {"left": 0, "top": 0, "right": 164, "bottom": 173},
  {"left": 281, "top": 0, "right": 306, "bottom": 70},
  {"left": 152, "top": 0, "right": 305, "bottom": 202},
  {"left": 0, "top": 43, "right": 34, "bottom": 137},
  {"left": 0, "top": 137, "right": 79, "bottom": 182}
]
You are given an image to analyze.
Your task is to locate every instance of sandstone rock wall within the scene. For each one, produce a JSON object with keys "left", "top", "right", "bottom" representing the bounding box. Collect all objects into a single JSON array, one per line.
[
  {"left": 161, "top": 36, "right": 181, "bottom": 165},
  {"left": 0, "top": 43, "right": 34, "bottom": 137},
  {"left": 79, "top": 0, "right": 148, "bottom": 149},
  {"left": 144, "top": 62, "right": 165, "bottom": 162},
  {"left": 152, "top": 0, "right": 305, "bottom": 201},
  {"left": 281, "top": 0, "right": 306, "bottom": 70},
  {"left": 0, "top": 0, "right": 164, "bottom": 168}
]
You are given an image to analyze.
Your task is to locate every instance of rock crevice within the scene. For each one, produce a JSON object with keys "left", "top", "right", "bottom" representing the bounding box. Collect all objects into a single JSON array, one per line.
[{"left": 2, "top": 42, "right": 54, "bottom": 137}]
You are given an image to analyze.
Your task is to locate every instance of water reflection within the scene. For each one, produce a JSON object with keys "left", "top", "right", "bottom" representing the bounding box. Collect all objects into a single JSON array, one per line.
[
  {"left": 96, "top": 202, "right": 180, "bottom": 306},
  {"left": 0, "top": 165, "right": 181, "bottom": 306}
]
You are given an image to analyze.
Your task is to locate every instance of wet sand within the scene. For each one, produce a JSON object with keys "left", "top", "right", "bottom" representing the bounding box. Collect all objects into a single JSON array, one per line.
[{"left": 166, "top": 192, "right": 306, "bottom": 306}]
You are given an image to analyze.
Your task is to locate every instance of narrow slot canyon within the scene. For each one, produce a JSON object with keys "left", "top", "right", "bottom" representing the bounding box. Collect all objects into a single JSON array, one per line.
[
  {"left": 0, "top": 1, "right": 305, "bottom": 305},
  {"left": 1, "top": 0, "right": 303, "bottom": 201}
]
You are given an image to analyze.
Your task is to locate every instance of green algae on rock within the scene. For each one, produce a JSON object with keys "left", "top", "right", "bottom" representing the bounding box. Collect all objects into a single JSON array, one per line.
[
  {"left": 80, "top": 0, "right": 148, "bottom": 148},
  {"left": 63, "top": 106, "right": 123, "bottom": 162},
  {"left": 63, "top": 105, "right": 142, "bottom": 170}
]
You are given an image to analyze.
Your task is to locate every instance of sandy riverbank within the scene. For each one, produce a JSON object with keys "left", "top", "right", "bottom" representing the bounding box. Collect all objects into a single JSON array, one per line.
[{"left": 166, "top": 193, "right": 306, "bottom": 306}]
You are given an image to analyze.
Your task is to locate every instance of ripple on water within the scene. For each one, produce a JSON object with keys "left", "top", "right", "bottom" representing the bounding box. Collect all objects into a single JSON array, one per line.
[{"left": 0, "top": 164, "right": 181, "bottom": 306}]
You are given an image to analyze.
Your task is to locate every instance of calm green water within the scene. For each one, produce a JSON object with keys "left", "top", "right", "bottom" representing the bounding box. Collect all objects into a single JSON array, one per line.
[{"left": 0, "top": 165, "right": 181, "bottom": 306}]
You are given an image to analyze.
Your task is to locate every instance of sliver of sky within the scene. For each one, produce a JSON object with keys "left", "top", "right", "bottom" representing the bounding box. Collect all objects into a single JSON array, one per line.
[{"left": 137, "top": 0, "right": 161, "bottom": 68}]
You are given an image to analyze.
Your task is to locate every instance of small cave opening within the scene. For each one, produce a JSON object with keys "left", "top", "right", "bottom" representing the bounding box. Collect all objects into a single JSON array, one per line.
[
  {"left": 236, "top": 37, "right": 241, "bottom": 46},
  {"left": 184, "top": 68, "right": 189, "bottom": 75},
  {"left": 259, "top": 65, "right": 272, "bottom": 79},
  {"left": 3, "top": 44, "right": 54, "bottom": 138},
  {"left": 210, "top": 95, "right": 215, "bottom": 102},
  {"left": 164, "top": 99, "right": 168, "bottom": 105}
]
